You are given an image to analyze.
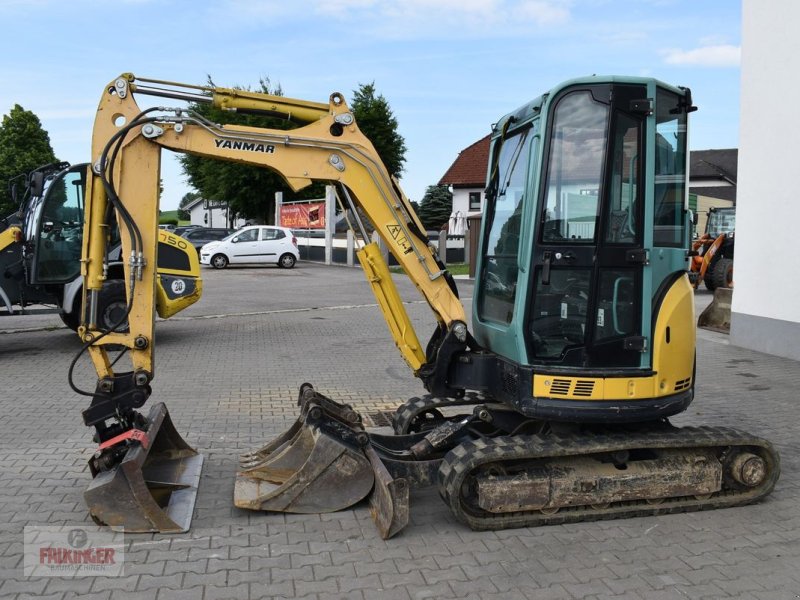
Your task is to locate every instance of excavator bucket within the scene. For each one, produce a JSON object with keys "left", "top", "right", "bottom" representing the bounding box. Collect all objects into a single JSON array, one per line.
[
  {"left": 235, "top": 385, "right": 410, "bottom": 538},
  {"left": 365, "top": 445, "right": 409, "bottom": 539},
  {"left": 84, "top": 403, "right": 204, "bottom": 533}
]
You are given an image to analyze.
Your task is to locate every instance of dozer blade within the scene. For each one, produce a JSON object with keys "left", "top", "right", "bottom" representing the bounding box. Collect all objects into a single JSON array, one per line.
[
  {"left": 85, "top": 403, "right": 204, "bottom": 533},
  {"left": 235, "top": 385, "right": 411, "bottom": 538}
]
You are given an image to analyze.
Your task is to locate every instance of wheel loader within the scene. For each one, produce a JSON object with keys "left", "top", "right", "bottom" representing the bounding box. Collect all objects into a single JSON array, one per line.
[
  {"left": 63, "top": 73, "right": 778, "bottom": 536},
  {"left": 1, "top": 161, "right": 202, "bottom": 331},
  {"left": 689, "top": 206, "right": 735, "bottom": 290}
]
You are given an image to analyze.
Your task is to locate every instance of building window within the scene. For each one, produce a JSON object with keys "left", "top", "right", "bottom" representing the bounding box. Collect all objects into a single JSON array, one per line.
[{"left": 469, "top": 191, "right": 482, "bottom": 210}]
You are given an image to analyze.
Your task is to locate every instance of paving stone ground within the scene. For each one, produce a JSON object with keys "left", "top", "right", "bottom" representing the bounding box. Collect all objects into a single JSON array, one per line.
[{"left": 0, "top": 263, "right": 798, "bottom": 599}]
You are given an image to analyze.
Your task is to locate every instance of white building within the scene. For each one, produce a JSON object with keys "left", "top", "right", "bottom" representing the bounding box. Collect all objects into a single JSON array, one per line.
[
  {"left": 438, "top": 134, "right": 490, "bottom": 217},
  {"left": 731, "top": 0, "right": 800, "bottom": 359},
  {"left": 184, "top": 198, "right": 247, "bottom": 229}
]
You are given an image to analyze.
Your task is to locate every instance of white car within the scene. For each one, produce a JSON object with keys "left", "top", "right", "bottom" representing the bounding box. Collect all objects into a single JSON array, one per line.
[{"left": 199, "top": 226, "right": 299, "bottom": 269}]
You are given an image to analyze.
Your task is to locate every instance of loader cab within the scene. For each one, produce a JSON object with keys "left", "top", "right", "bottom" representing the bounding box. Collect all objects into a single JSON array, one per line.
[
  {"left": 705, "top": 206, "right": 735, "bottom": 238},
  {"left": 474, "top": 77, "right": 694, "bottom": 374},
  {"left": 23, "top": 162, "right": 88, "bottom": 285}
]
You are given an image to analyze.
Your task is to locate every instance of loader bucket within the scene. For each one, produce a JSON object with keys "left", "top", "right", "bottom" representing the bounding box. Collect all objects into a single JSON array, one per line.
[
  {"left": 84, "top": 403, "right": 204, "bottom": 533},
  {"left": 698, "top": 287, "right": 732, "bottom": 332}
]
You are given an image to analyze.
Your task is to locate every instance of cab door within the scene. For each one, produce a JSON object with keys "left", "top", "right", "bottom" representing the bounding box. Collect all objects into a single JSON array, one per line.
[
  {"left": 527, "top": 84, "right": 648, "bottom": 369},
  {"left": 228, "top": 227, "right": 259, "bottom": 263},
  {"left": 25, "top": 164, "right": 87, "bottom": 285}
]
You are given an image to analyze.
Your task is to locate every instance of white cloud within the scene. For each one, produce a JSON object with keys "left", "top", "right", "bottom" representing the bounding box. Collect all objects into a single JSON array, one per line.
[
  {"left": 661, "top": 44, "right": 740, "bottom": 67},
  {"left": 314, "top": 0, "right": 377, "bottom": 16},
  {"left": 313, "top": 0, "right": 571, "bottom": 33},
  {"left": 514, "top": 0, "right": 571, "bottom": 26}
]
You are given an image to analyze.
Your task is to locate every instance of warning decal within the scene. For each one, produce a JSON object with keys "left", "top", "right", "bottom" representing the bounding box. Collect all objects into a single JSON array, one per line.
[{"left": 386, "top": 225, "right": 414, "bottom": 255}]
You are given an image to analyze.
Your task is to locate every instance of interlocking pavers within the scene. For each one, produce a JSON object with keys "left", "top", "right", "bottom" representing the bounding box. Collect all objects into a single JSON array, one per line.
[{"left": 1, "top": 265, "right": 798, "bottom": 599}]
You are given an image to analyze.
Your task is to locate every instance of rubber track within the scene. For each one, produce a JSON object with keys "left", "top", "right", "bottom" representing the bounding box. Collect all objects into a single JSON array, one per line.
[
  {"left": 438, "top": 425, "right": 780, "bottom": 531},
  {"left": 392, "top": 393, "right": 487, "bottom": 434}
]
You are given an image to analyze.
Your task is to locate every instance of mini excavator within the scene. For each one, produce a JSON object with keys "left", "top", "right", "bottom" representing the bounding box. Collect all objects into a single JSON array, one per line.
[{"left": 67, "top": 73, "right": 778, "bottom": 536}]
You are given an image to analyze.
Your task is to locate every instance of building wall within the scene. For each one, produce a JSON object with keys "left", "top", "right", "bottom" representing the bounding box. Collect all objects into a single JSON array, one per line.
[
  {"left": 731, "top": 0, "right": 800, "bottom": 359},
  {"left": 451, "top": 188, "right": 484, "bottom": 216},
  {"left": 188, "top": 204, "right": 247, "bottom": 228}
]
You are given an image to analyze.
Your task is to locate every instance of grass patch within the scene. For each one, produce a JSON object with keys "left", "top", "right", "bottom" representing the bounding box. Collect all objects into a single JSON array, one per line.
[
  {"left": 159, "top": 210, "right": 190, "bottom": 225},
  {"left": 390, "top": 262, "right": 470, "bottom": 277}
]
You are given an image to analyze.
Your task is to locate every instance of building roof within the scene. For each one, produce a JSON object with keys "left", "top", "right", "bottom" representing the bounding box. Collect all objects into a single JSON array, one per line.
[
  {"left": 184, "top": 197, "right": 206, "bottom": 211},
  {"left": 690, "top": 185, "right": 737, "bottom": 202},
  {"left": 438, "top": 134, "right": 491, "bottom": 188},
  {"left": 689, "top": 149, "right": 737, "bottom": 184}
]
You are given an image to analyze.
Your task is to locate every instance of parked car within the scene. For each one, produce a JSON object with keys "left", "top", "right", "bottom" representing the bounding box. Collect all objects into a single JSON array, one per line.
[
  {"left": 199, "top": 226, "right": 299, "bottom": 269},
  {"left": 173, "top": 224, "right": 203, "bottom": 237},
  {"left": 179, "top": 227, "right": 235, "bottom": 252}
]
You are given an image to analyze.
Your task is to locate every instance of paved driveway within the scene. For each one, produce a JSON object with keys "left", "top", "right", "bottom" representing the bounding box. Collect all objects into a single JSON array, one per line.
[{"left": 0, "top": 263, "right": 797, "bottom": 599}]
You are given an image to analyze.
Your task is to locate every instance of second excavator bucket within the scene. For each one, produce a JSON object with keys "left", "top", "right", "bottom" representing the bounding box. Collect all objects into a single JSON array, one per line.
[
  {"left": 85, "top": 403, "right": 204, "bottom": 533},
  {"left": 235, "top": 385, "right": 410, "bottom": 538}
]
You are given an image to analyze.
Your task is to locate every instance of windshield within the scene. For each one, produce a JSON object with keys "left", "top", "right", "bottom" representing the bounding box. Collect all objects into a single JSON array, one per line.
[
  {"left": 478, "top": 125, "right": 535, "bottom": 325},
  {"left": 222, "top": 230, "right": 240, "bottom": 242},
  {"left": 707, "top": 209, "right": 735, "bottom": 238}
]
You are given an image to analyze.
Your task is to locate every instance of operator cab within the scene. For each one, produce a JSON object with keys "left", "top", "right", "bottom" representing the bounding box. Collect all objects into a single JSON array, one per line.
[
  {"left": 706, "top": 206, "right": 735, "bottom": 238},
  {"left": 475, "top": 77, "right": 695, "bottom": 376},
  {"left": 23, "top": 162, "right": 88, "bottom": 285}
]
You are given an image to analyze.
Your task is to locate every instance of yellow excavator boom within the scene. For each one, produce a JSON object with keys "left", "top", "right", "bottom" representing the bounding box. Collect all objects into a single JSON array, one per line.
[{"left": 78, "top": 74, "right": 468, "bottom": 533}]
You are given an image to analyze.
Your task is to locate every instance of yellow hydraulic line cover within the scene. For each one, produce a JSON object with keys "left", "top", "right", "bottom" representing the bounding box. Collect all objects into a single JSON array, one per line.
[{"left": 357, "top": 242, "right": 426, "bottom": 372}]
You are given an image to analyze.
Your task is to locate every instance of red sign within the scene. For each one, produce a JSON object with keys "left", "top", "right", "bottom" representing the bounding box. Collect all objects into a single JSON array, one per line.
[{"left": 280, "top": 202, "right": 325, "bottom": 229}]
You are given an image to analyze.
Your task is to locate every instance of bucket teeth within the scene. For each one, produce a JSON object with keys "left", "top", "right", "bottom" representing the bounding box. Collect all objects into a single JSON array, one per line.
[
  {"left": 84, "top": 403, "right": 204, "bottom": 533},
  {"left": 235, "top": 385, "right": 410, "bottom": 538}
]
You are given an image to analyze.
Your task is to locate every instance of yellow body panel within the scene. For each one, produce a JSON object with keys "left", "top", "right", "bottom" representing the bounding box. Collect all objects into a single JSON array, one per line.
[
  {"left": 0, "top": 226, "right": 21, "bottom": 251},
  {"left": 651, "top": 274, "right": 696, "bottom": 395},
  {"left": 155, "top": 276, "right": 202, "bottom": 319},
  {"left": 532, "top": 275, "right": 695, "bottom": 401},
  {"left": 153, "top": 230, "right": 202, "bottom": 319}
]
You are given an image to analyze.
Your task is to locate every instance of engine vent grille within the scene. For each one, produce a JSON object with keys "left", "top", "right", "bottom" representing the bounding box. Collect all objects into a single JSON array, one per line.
[
  {"left": 550, "top": 379, "right": 572, "bottom": 395},
  {"left": 548, "top": 378, "right": 596, "bottom": 397},
  {"left": 573, "top": 380, "right": 596, "bottom": 397},
  {"left": 674, "top": 377, "right": 692, "bottom": 392}
]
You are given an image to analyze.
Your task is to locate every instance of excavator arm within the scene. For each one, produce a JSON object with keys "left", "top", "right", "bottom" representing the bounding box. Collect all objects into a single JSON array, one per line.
[
  {"left": 84, "top": 74, "right": 467, "bottom": 389},
  {"left": 79, "top": 74, "right": 471, "bottom": 534}
]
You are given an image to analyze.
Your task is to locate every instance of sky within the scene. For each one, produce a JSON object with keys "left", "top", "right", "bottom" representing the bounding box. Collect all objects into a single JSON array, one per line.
[{"left": 0, "top": 0, "right": 741, "bottom": 211}]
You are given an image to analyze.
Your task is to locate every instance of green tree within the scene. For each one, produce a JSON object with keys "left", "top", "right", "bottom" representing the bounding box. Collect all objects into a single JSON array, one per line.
[
  {"left": 351, "top": 82, "right": 406, "bottom": 178},
  {"left": 0, "top": 105, "right": 57, "bottom": 215},
  {"left": 417, "top": 185, "right": 452, "bottom": 230},
  {"left": 178, "top": 191, "right": 199, "bottom": 221},
  {"left": 179, "top": 77, "right": 322, "bottom": 224}
]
